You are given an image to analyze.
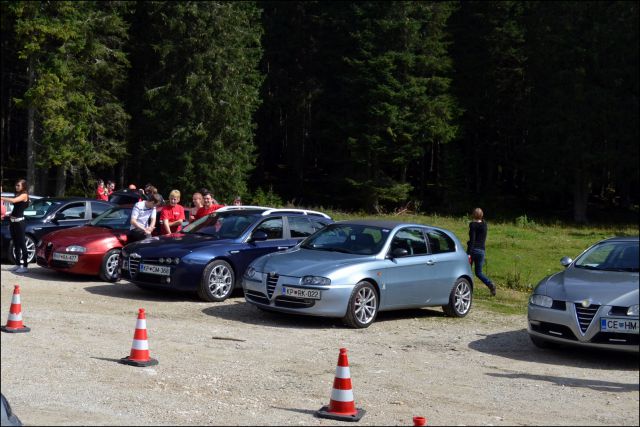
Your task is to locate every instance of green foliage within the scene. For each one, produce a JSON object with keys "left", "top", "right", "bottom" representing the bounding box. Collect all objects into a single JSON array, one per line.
[
  {"left": 248, "top": 186, "right": 283, "bottom": 207},
  {"left": 514, "top": 214, "right": 537, "bottom": 228},
  {"left": 126, "top": 1, "right": 263, "bottom": 202}
]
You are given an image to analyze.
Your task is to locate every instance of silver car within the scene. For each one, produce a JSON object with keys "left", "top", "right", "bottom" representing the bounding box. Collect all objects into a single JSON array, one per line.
[
  {"left": 528, "top": 237, "right": 639, "bottom": 352},
  {"left": 242, "top": 220, "right": 474, "bottom": 328}
]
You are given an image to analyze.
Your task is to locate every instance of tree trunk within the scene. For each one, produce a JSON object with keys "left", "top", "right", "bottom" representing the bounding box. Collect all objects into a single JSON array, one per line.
[
  {"left": 26, "top": 56, "right": 36, "bottom": 194},
  {"left": 55, "top": 165, "right": 66, "bottom": 196},
  {"left": 573, "top": 169, "right": 589, "bottom": 224}
]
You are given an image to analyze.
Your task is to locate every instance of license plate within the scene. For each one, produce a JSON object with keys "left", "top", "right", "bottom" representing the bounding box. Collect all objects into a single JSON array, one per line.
[
  {"left": 139, "top": 263, "right": 170, "bottom": 276},
  {"left": 600, "top": 318, "right": 639, "bottom": 334},
  {"left": 281, "top": 286, "right": 321, "bottom": 300},
  {"left": 52, "top": 253, "right": 79, "bottom": 262}
]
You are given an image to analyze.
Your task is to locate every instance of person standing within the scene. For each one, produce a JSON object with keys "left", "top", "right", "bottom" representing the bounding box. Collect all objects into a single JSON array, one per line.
[
  {"left": 96, "top": 179, "right": 108, "bottom": 201},
  {"left": 193, "top": 191, "right": 224, "bottom": 221},
  {"left": 0, "top": 179, "right": 30, "bottom": 273},
  {"left": 160, "top": 189, "right": 185, "bottom": 235},
  {"left": 468, "top": 207, "right": 496, "bottom": 296},
  {"left": 189, "top": 191, "right": 204, "bottom": 222},
  {"left": 128, "top": 193, "right": 162, "bottom": 243}
]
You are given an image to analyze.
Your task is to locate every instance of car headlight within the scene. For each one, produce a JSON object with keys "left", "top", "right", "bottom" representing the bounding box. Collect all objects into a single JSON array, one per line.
[
  {"left": 302, "top": 276, "right": 331, "bottom": 286},
  {"left": 245, "top": 267, "right": 256, "bottom": 278},
  {"left": 121, "top": 248, "right": 128, "bottom": 257},
  {"left": 529, "top": 294, "right": 553, "bottom": 308},
  {"left": 66, "top": 245, "right": 86, "bottom": 253},
  {"left": 627, "top": 305, "right": 639, "bottom": 316}
]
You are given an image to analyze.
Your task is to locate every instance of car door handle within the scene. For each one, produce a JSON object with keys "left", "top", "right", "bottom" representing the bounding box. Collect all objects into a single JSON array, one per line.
[
  {"left": 426, "top": 260, "right": 435, "bottom": 266},
  {"left": 277, "top": 246, "right": 288, "bottom": 250}
]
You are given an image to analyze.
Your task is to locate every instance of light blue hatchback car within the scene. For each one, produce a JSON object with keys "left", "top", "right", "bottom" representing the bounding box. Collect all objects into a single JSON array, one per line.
[{"left": 242, "top": 220, "right": 474, "bottom": 328}]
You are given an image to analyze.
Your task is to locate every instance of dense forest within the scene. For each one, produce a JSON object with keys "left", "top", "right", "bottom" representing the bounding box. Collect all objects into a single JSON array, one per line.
[{"left": 1, "top": 1, "right": 638, "bottom": 223}]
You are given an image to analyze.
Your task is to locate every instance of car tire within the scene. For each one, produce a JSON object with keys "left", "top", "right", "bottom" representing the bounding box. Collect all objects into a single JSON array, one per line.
[
  {"left": 99, "top": 249, "right": 121, "bottom": 282},
  {"left": 198, "top": 260, "right": 235, "bottom": 302},
  {"left": 342, "top": 281, "right": 378, "bottom": 329},
  {"left": 442, "top": 277, "right": 472, "bottom": 318},
  {"left": 529, "top": 335, "right": 558, "bottom": 349},
  {"left": 8, "top": 234, "right": 36, "bottom": 264}
]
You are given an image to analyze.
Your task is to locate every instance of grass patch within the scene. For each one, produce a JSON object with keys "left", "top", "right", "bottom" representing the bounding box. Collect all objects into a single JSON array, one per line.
[{"left": 324, "top": 209, "right": 638, "bottom": 316}]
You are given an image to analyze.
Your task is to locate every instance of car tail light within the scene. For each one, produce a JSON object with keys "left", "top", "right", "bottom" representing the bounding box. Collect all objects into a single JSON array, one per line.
[{"left": 468, "top": 255, "right": 472, "bottom": 265}]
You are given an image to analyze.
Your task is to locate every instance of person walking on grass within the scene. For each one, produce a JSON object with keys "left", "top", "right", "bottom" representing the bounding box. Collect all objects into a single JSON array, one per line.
[
  {"left": 1, "top": 179, "right": 30, "bottom": 273},
  {"left": 468, "top": 207, "right": 497, "bottom": 296}
]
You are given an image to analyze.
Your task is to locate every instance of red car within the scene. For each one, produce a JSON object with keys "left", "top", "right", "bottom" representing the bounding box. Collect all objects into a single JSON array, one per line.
[{"left": 36, "top": 205, "right": 135, "bottom": 281}]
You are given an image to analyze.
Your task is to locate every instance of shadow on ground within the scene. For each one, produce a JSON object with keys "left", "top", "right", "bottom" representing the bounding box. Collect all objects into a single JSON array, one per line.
[
  {"left": 469, "top": 328, "right": 639, "bottom": 371},
  {"left": 83, "top": 282, "right": 206, "bottom": 302},
  {"left": 202, "top": 303, "right": 447, "bottom": 330}
]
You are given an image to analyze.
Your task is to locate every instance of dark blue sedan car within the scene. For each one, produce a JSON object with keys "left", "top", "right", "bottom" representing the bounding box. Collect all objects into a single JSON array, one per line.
[{"left": 119, "top": 206, "right": 333, "bottom": 301}]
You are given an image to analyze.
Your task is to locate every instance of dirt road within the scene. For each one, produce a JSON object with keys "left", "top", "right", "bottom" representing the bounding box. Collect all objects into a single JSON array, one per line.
[{"left": 1, "top": 265, "right": 638, "bottom": 426}]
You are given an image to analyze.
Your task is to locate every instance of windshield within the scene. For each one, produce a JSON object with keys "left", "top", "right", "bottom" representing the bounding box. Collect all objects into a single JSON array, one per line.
[
  {"left": 23, "top": 199, "right": 59, "bottom": 219},
  {"left": 90, "top": 206, "right": 133, "bottom": 229},
  {"left": 300, "top": 223, "right": 389, "bottom": 255},
  {"left": 182, "top": 212, "right": 257, "bottom": 239},
  {"left": 574, "top": 241, "right": 639, "bottom": 272}
]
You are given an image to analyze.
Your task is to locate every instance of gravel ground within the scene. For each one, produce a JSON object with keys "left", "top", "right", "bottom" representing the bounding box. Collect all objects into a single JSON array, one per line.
[{"left": 1, "top": 265, "right": 638, "bottom": 426}]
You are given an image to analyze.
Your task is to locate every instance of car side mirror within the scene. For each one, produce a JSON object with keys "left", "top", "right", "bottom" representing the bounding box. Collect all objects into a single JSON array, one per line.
[
  {"left": 390, "top": 248, "right": 409, "bottom": 258},
  {"left": 250, "top": 230, "right": 268, "bottom": 242},
  {"left": 52, "top": 212, "right": 65, "bottom": 222},
  {"left": 560, "top": 256, "right": 573, "bottom": 267}
]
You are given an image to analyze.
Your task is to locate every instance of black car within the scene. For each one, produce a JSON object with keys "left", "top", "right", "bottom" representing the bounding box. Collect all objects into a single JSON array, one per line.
[
  {"left": 1, "top": 197, "right": 114, "bottom": 264},
  {"left": 109, "top": 189, "right": 144, "bottom": 205}
]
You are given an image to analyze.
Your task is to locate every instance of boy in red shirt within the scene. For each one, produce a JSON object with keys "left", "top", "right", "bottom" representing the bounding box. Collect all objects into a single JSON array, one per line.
[
  {"left": 160, "top": 189, "right": 186, "bottom": 234},
  {"left": 194, "top": 191, "right": 225, "bottom": 221}
]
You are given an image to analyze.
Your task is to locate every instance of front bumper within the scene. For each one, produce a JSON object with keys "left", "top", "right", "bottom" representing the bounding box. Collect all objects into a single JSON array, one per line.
[
  {"left": 36, "top": 245, "right": 102, "bottom": 276},
  {"left": 527, "top": 302, "right": 639, "bottom": 353},
  {"left": 242, "top": 273, "right": 352, "bottom": 318},
  {"left": 119, "top": 255, "right": 201, "bottom": 291}
]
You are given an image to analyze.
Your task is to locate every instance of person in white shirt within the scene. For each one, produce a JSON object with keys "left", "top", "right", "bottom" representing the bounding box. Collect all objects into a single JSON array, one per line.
[{"left": 128, "top": 193, "right": 162, "bottom": 243}]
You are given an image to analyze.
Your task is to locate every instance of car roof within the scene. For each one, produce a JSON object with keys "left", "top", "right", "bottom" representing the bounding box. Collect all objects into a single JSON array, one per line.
[
  {"left": 216, "top": 206, "right": 331, "bottom": 219},
  {"left": 1, "top": 192, "right": 43, "bottom": 199},
  {"left": 600, "top": 236, "right": 639, "bottom": 243},
  {"left": 37, "top": 197, "right": 103, "bottom": 203},
  {"left": 334, "top": 219, "right": 425, "bottom": 229}
]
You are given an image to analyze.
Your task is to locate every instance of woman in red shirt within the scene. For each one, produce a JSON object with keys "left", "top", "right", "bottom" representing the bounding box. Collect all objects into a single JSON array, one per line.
[{"left": 95, "top": 179, "right": 108, "bottom": 201}]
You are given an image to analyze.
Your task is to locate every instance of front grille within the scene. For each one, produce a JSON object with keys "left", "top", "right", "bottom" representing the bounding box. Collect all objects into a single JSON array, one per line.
[
  {"left": 51, "top": 260, "right": 73, "bottom": 269},
  {"left": 245, "top": 290, "right": 270, "bottom": 305},
  {"left": 530, "top": 321, "right": 578, "bottom": 341},
  {"left": 609, "top": 306, "right": 630, "bottom": 316},
  {"left": 274, "top": 296, "right": 316, "bottom": 309},
  {"left": 266, "top": 273, "right": 279, "bottom": 298},
  {"left": 128, "top": 257, "right": 140, "bottom": 278},
  {"left": 575, "top": 305, "right": 600, "bottom": 333}
]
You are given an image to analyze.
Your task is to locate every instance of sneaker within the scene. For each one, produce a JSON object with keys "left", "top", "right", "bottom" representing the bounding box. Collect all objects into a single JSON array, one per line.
[
  {"left": 489, "top": 285, "right": 497, "bottom": 297},
  {"left": 14, "top": 266, "right": 28, "bottom": 273}
]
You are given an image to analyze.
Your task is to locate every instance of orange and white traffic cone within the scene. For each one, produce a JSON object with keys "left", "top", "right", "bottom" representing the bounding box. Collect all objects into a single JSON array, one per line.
[
  {"left": 119, "top": 308, "right": 158, "bottom": 367},
  {"left": 1, "top": 285, "right": 30, "bottom": 333},
  {"left": 315, "top": 348, "right": 365, "bottom": 422}
]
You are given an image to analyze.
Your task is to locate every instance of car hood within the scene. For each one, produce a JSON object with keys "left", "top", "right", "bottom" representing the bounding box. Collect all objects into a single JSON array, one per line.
[
  {"left": 125, "top": 233, "right": 236, "bottom": 257},
  {"left": 252, "top": 248, "right": 375, "bottom": 277},
  {"left": 43, "top": 226, "right": 125, "bottom": 245},
  {"left": 540, "top": 267, "right": 639, "bottom": 306}
]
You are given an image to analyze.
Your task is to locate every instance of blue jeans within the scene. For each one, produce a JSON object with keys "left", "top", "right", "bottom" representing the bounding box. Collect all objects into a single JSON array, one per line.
[{"left": 471, "top": 248, "right": 494, "bottom": 289}]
